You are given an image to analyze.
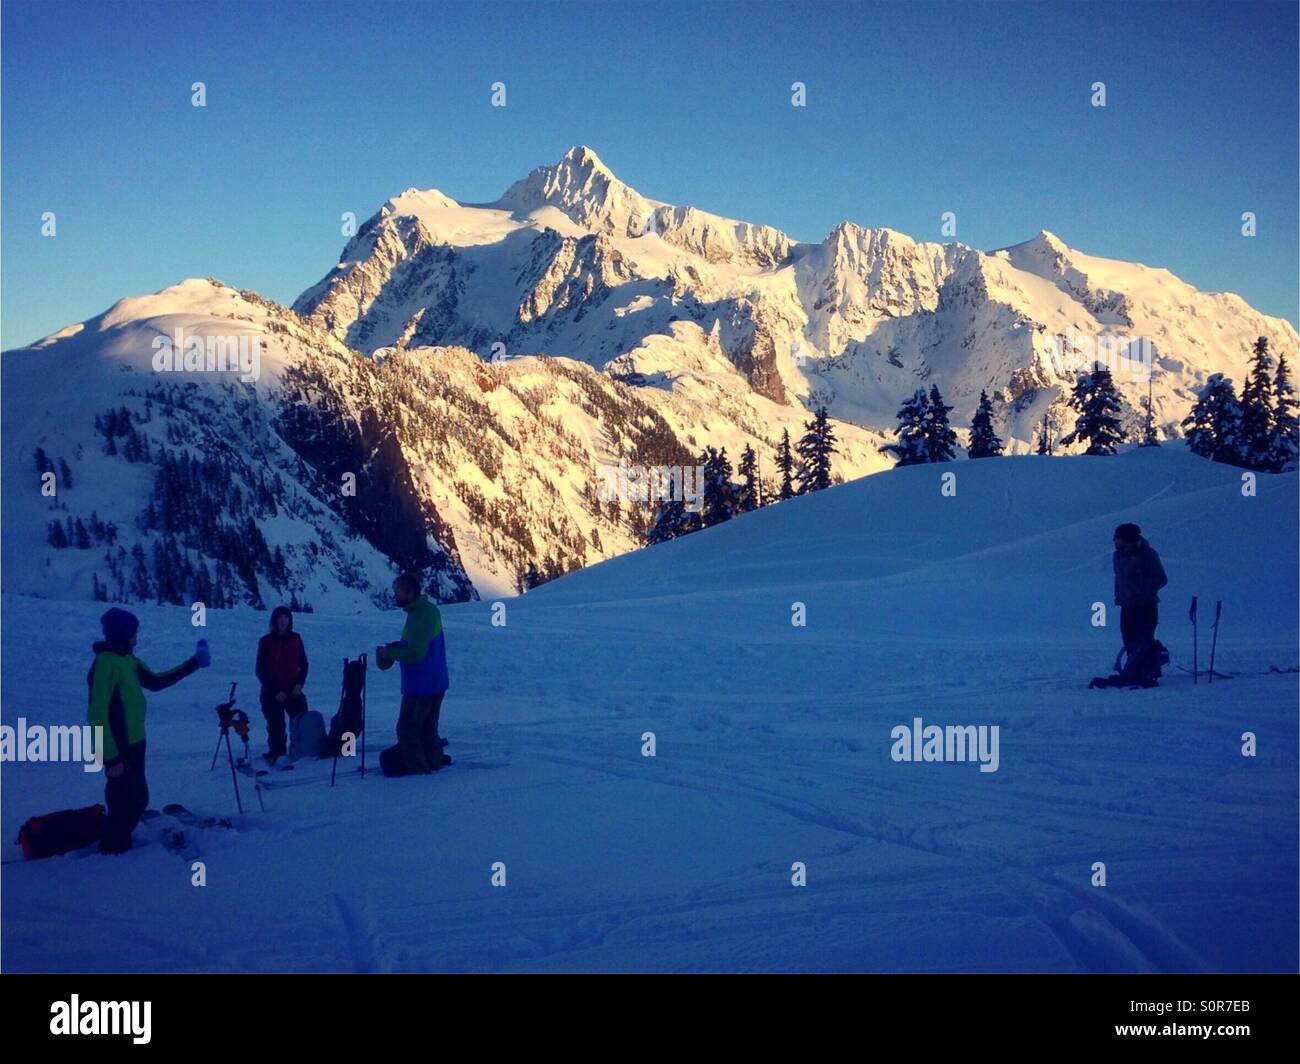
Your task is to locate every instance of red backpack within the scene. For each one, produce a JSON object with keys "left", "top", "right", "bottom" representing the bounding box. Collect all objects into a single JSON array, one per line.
[{"left": 17, "top": 804, "right": 106, "bottom": 859}]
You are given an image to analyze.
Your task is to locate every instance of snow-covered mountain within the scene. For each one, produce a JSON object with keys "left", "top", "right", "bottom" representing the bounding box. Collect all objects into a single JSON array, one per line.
[
  {"left": 294, "top": 145, "right": 1298, "bottom": 440},
  {"left": 2, "top": 279, "right": 889, "bottom": 607},
  {"left": 5, "top": 146, "right": 1295, "bottom": 609}
]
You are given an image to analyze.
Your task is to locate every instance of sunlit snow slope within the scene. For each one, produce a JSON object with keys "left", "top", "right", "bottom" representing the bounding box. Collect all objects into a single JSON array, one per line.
[{"left": 3, "top": 447, "right": 1295, "bottom": 972}]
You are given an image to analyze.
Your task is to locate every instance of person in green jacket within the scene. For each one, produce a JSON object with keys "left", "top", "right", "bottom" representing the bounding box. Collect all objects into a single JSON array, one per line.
[
  {"left": 376, "top": 573, "right": 450, "bottom": 776},
  {"left": 87, "top": 608, "right": 210, "bottom": 854}
]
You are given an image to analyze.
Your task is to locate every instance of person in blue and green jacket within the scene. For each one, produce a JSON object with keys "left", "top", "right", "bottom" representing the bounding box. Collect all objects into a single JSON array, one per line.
[
  {"left": 376, "top": 572, "right": 450, "bottom": 776},
  {"left": 87, "top": 608, "right": 210, "bottom": 854}
]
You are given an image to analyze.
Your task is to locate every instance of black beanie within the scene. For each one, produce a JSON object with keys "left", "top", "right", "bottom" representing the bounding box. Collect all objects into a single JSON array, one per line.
[
  {"left": 1114, "top": 523, "right": 1141, "bottom": 542},
  {"left": 101, "top": 607, "right": 140, "bottom": 643}
]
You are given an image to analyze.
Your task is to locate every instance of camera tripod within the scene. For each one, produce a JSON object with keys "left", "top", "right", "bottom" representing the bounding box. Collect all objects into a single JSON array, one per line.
[{"left": 209, "top": 682, "right": 265, "bottom": 813}]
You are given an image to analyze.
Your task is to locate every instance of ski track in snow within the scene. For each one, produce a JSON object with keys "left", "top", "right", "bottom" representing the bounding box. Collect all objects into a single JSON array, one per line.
[{"left": 2, "top": 449, "right": 1296, "bottom": 972}]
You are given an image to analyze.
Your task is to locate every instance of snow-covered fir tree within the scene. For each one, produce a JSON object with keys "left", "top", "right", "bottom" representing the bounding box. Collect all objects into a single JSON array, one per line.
[
  {"left": 1181, "top": 374, "right": 1244, "bottom": 465},
  {"left": 521, "top": 561, "right": 543, "bottom": 591},
  {"left": 882, "top": 389, "right": 929, "bottom": 466},
  {"left": 967, "top": 390, "right": 1003, "bottom": 458},
  {"left": 645, "top": 498, "right": 699, "bottom": 545},
  {"left": 1139, "top": 391, "right": 1160, "bottom": 447},
  {"left": 701, "top": 447, "right": 738, "bottom": 527},
  {"left": 737, "top": 444, "right": 760, "bottom": 512},
  {"left": 794, "top": 407, "right": 837, "bottom": 493},
  {"left": 1240, "top": 336, "right": 1276, "bottom": 470},
  {"left": 1060, "top": 364, "right": 1126, "bottom": 455},
  {"left": 922, "top": 385, "right": 960, "bottom": 462},
  {"left": 775, "top": 429, "right": 795, "bottom": 500},
  {"left": 1034, "top": 412, "right": 1053, "bottom": 456},
  {"left": 1272, "top": 352, "right": 1299, "bottom": 471}
]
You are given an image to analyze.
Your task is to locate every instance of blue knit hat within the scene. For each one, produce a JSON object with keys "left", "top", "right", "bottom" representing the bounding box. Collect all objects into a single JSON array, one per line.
[{"left": 100, "top": 607, "right": 140, "bottom": 643}]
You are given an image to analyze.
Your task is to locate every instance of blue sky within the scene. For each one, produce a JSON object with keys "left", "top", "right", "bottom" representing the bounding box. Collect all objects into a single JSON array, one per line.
[{"left": 2, "top": 0, "right": 1296, "bottom": 348}]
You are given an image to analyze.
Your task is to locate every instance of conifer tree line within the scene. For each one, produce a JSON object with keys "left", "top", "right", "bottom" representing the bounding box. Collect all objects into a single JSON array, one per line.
[
  {"left": 883, "top": 385, "right": 996, "bottom": 465},
  {"left": 878, "top": 336, "right": 1297, "bottom": 471},
  {"left": 1182, "top": 337, "right": 1297, "bottom": 472},
  {"left": 643, "top": 407, "right": 839, "bottom": 546}
]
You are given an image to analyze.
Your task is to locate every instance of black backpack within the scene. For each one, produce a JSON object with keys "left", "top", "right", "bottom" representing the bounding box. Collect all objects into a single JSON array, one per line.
[
  {"left": 326, "top": 655, "right": 367, "bottom": 754},
  {"left": 1114, "top": 640, "right": 1170, "bottom": 686}
]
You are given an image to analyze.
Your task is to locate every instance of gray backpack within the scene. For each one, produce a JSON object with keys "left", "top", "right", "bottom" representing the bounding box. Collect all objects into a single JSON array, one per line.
[{"left": 289, "top": 710, "right": 328, "bottom": 760}]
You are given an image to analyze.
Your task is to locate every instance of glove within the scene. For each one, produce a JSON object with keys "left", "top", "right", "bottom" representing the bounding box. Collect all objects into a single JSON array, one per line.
[{"left": 195, "top": 639, "right": 211, "bottom": 668}]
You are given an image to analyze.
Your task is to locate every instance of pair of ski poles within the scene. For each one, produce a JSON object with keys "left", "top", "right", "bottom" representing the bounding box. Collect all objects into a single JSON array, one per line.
[{"left": 1188, "top": 596, "right": 1223, "bottom": 684}]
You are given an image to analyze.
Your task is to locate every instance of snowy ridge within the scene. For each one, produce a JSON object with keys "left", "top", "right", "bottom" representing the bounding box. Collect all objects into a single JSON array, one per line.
[
  {"left": 294, "top": 147, "right": 1297, "bottom": 446},
  {"left": 3, "top": 280, "right": 890, "bottom": 606}
]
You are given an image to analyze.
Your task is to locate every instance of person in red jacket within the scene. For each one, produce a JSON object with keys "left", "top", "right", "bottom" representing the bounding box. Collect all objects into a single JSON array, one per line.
[{"left": 255, "top": 606, "right": 309, "bottom": 765}]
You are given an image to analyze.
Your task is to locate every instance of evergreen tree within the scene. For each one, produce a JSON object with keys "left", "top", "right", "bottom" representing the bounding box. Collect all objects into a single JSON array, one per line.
[
  {"left": 737, "top": 444, "right": 760, "bottom": 513},
  {"left": 775, "top": 429, "right": 795, "bottom": 500},
  {"left": 58, "top": 457, "right": 74, "bottom": 488},
  {"left": 967, "top": 390, "right": 1003, "bottom": 458},
  {"left": 1240, "top": 336, "right": 1276, "bottom": 469},
  {"left": 1272, "top": 352, "right": 1298, "bottom": 471},
  {"left": 646, "top": 500, "right": 683, "bottom": 544},
  {"left": 701, "top": 447, "right": 737, "bottom": 526},
  {"left": 1139, "top": 390, "right": 1160, "bottom": 447},
  {"left": 522, "top": 561, "right": 543, "bottom": 591},
  {"left": 33, "top": 447, "right": 51, "bottom": 475},
  {"left": 646, "top": 497, "right": 701, "bottom": 544},
  {"left": 795, "top": 407, "right": 838, "bottom": 492},
  {"left": 1181, "top": 374, "right": 1244, "bottom": 465},
  {"left": 194, "top": 560, "right": 214, "bottom": 607},
  {"left": 47, "top": 520, "right": 69, "bottom": 548},
  {"left": 882, "top": 389, "right": 929, "bottom": 466},
  {"left": 129, "top": 544, "right": 152, "bottom": 600},
  {"left": 1060, "top": 364, "right": 1126, "bottom": 455},
  {"left": 73, "top": 517, "right": 91, "bottom": 549},
  {"left": 1035, "top": 412, "right": 1053, "bottom": 456},
  {"left": 922, "top": 386, "right": 960, "bottom": 462}
]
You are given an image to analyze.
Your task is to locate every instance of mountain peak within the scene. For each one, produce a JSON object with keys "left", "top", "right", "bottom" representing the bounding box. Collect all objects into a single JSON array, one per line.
[
  {"left": 497, "top": 145, "right": 648, "bottom": 232},
  {"left": 383, "top": 186, "right": 460, "bottom": 216},
  {"left": 1029, "top": 229, "right": 1067, "bottom": 253},
  {"left": 558, "top": 144, "right": 613, "bottom": 178}
]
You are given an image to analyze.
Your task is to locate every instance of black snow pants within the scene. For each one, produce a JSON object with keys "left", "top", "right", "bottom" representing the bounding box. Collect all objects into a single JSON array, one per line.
[
  {"left": 394, "top": 692, "right": 445, "bottom": 775},
  {"left": 101, "top": 739, "right": 149, "bottom": 854},
  {"left": 1120, "top": 603, "right": 1159, "bottom": 654},
  {"left": 261, "top": 690, "right": 308, "bottom": 760}
]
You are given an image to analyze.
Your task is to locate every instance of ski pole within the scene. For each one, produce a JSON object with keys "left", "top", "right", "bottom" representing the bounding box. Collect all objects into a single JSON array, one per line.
[
  {"left": 1208, "top": 600, "right": 1222, "bottom": 685},
  {"left": 331, "top": 657, "right": 344, "bottom": 788},
  {"left": 1189, "top": 595, "right": 1198, "bottom": 684}
]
